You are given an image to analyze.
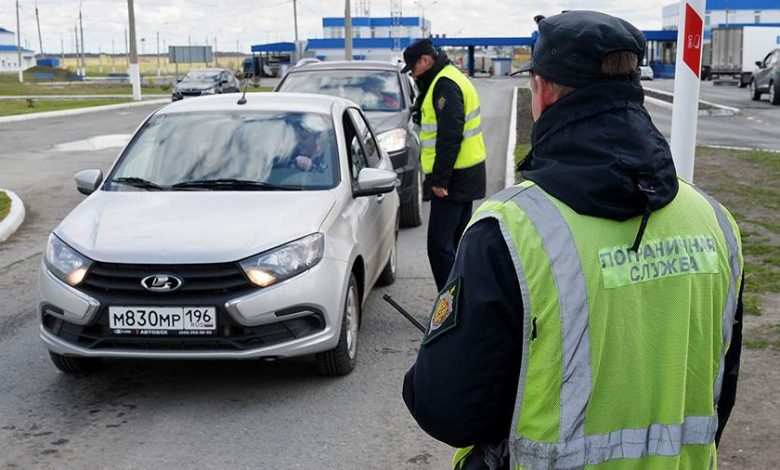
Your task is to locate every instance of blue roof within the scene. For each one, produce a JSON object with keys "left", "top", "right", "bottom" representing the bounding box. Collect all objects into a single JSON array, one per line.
[
  {"left": 306, "top": 37, "right": 418, "bottom": 50},
  {"left": 644, "top": 30, "right": 679, "bottom": 41},
  {"left": 706, "top": 0, "right": 780, "bottom": 9},
  {"left": 715, "top": 22, "right": 780, "bottom": 28},
  {"left": 431, "top": 37, "right": 535, "bottom": 47},
  {"left": 251, "top": 42, "right": 296, "bottom": 53},
  {"left": 322, "top": 17, "right": 421, "bottom": 28},
  {"left": 0, "top": 45, "right": 34, "bottom": 53}
]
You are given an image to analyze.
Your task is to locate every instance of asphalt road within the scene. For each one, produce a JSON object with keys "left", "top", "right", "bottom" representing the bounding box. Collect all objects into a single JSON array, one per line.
[
  {"left": 0, "top": 78, "right": 516, "bottom": 469},
  {"left": 643, "top": 79, "right": 780, "bottom": 151}
]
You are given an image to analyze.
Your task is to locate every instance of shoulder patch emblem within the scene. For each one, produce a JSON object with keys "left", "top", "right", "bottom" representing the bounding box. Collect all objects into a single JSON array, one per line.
[
  {"left": 437, "top": 96, "right": 447, "bottom": 110},
  {"left": 423, "top": 278, "right": 461, "bottom": 345}
]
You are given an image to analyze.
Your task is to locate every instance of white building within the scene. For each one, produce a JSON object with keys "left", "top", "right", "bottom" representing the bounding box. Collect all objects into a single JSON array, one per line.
[
  {"left": 322, "top": 17, "right": 431, "bottom": 40},
  {"left": 0, "top": 28, "right": 36, "bottom": 72},
  {"left": 663, "top": 1, "right": 780, "bottom": 39}
]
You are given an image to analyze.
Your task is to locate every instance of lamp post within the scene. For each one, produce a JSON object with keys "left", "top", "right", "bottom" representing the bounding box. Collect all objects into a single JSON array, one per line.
[{"left": 414, "top": 0, "right": 437, "bottom": 38}]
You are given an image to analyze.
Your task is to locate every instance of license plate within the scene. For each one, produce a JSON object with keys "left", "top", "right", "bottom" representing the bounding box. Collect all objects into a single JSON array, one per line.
[{"left": 108, "top": 307, "right": 216, "bottom": 335}]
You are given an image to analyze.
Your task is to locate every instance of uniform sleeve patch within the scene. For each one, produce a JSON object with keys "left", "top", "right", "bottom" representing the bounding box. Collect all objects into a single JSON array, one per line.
[
  {"left": 423, "top": 277, "right": 461, "bottom": 345},
  {"left": 437, "top": 96, "right": 447, "bottom": 110}
]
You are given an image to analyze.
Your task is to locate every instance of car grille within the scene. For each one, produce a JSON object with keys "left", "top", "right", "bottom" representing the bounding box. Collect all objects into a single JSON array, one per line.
[
  {"left": 42, "top": 307, "right": 326, "bottom": 351},
  {"left": 180, "top": 90, "right": 202, "bottom": 96},
  {"left": 81, "top": 261, "right": 255, "bottom": 298}
]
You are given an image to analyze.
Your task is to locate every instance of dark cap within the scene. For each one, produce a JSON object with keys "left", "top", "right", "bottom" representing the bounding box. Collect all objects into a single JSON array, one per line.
[
  {"left": 515, "top": 10, "right": 646, "bottom": 88},
  {"left": 401, "top": 38, "right": 437, "bottom": 73}
]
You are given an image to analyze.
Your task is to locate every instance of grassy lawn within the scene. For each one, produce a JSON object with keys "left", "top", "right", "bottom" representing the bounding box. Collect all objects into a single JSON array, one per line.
[
  {"left": 0, "top": 190, "right": 10, "bottom": 223},
  {"left": 0, "top": 99, "right": 130, "bottom": 117},
  {"left": 0, "top": 77, "right": 167, "bottom": 97}
]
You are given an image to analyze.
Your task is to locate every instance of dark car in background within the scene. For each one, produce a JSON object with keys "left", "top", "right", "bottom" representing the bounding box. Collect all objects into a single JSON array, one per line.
[
  {"left": 750, "top": 48, "right": 780, "bottom": 105},
  {"left": 275, "top": 61, "right": 423, "bottom": 227},
  {"left": 172, "top": 68, "right": 241, "bottom": 101}
]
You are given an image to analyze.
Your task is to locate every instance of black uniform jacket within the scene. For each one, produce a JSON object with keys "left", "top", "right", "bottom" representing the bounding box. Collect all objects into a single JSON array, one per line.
[
  {"left": 402, "top": 81, "right": 744, "bottom": 468},
  {"left": 414, "top": 53, "right": 486, "bottom": 202}
]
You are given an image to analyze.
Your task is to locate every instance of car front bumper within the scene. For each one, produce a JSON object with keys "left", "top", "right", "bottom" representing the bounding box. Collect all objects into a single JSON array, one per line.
[{"left": 37, "top": 258, "right": 348, "bottom": 360}]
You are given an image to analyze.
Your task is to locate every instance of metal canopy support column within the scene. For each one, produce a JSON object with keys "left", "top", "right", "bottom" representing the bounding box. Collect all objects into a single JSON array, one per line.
[{"left": 467, "top": 45, "right": 475, "bottom": 77}]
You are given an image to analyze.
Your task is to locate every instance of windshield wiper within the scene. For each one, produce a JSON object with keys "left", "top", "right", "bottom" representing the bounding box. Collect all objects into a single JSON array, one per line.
[
  {"left": 171, "top": 178, "right": 300, "bottom": 191},
  {"left": 111, "top": 177, "right": 167, "bottom": 191}
]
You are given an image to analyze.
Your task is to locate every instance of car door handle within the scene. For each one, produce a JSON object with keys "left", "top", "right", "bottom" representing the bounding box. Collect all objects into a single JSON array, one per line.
[{"left": 377, "top": 194, "right": 385, "bottom": 203}]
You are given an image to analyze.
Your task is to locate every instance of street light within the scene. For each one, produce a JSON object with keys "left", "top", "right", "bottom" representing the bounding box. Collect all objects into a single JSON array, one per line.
[
  {"left": 414, "top": 0, "right": 437, "bottom": 38},
  {"left": 79, "top": 0, "right": 86, "bottom": 77}
]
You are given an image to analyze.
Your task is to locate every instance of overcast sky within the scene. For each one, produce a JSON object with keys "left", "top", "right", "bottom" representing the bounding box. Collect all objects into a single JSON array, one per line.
[{"left": 1, "top": 0, "right": 674, "bottom": 55}]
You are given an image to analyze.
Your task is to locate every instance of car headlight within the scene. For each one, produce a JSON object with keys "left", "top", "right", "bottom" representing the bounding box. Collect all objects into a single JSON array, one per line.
[
  {"left": 201, "top": 87, "right": 216, "bottom": 95},
  {"left": 239, "top": 233, "right": 324, "bottom": 288},
  {"left": 45, "top": 234, "right": 92, "bottom": 287},
  {"left": 377, "top": 128, "right": 408, "bottom": 154}
]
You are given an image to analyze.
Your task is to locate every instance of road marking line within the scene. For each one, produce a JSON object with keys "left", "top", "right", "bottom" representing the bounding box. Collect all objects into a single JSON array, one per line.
[{"left": 505, "top": 86, "right": 519, "bottom": 188}]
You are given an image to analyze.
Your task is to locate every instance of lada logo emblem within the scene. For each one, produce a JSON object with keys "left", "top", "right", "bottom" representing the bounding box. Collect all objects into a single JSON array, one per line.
[{"left": 141, "top": 274, "right": 183, "bottom": 292}]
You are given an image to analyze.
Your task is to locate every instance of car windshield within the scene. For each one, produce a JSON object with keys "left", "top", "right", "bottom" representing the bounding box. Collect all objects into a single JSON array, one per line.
[
  {"left": 280, "top": 70, "right": 403, "bottom": 112},
  {"left": 183, "top": 71, "right": 220, "bottom": 82},
  {"left": 108, "top": 112, "right": 340, "bottom": 191}
]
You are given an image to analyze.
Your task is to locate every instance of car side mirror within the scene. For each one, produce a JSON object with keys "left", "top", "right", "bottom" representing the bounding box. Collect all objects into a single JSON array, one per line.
[
  {"left": 756, "top": 61, "right": 764, "bottom": 68},
  {"left": 74, "top": 169, "right": 103, "bottom": 196},
  {"left": 220, "top": 79, "right": 228, "bottom": 85},
  {"left": 353, "top": 168, "right": 398, "bottom": 197}
]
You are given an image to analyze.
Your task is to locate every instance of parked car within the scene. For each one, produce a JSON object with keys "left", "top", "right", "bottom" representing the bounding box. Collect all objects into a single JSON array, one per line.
[
  {"left": 639, "top": 65, "right": 654, "bottom": 81},
  {"left": 172, "top": 68, "right": 241, "bottom": 101},
  {"left": 275, "top": 61, "right": 423, "bottom": 227},
  {"left": 750, "top": 48, "right": 780, "bottom": 105},
  {"left": 39, "top": 93, "right": 400, "bottom": 377}
]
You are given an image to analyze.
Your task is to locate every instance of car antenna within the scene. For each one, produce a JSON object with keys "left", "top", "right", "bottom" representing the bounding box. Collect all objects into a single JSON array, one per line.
[{"left": 237, "top": 72, "right": 252, "bottom": 105}]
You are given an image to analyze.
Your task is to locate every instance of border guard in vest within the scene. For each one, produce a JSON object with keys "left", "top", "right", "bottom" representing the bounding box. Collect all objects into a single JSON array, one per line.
[
  {"left": 402, "top": 39, "right": 487, "bottom": 291},
  {"left": 403, "top": 11, "right": 744, "bottom": 470}
]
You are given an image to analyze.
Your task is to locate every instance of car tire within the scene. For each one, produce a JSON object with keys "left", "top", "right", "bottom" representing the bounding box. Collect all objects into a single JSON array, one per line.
[
  {"left": 400, "top": 169, "right": 423, "bottom": 228},
  {"left": 377, "top": 220, "right": 399, "bottom": 287},
  {"left": 48, "top": 351, "right": 101, "bottom": 374},
  {"left": 750, "top": 80, "right": 762, "bottom": 101},
  {"left": 316, "top": 274, "right": 360, "bottom": 376},
  {"left": 770, "top": 81, "right": 780, "bottom": 106}
]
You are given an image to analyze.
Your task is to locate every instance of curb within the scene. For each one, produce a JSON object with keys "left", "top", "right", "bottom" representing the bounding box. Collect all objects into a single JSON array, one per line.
[
  {"left": 505, "top": 86, "right": 519, "bottom": 188},
  {"left": 702, "top": 144, "right": 780, "bottom": 154},
  {"left": 0, "top": 98, "right": 169, "bottom": 124},
  {"left": 643, "top": 87, "right": 740, "bottom": 116},
  {"left": 0, "top": 189, "right": 26, "bottom": 243}
]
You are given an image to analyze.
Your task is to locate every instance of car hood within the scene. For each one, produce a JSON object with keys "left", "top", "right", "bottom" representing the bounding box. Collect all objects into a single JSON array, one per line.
[
  {"left": 55, "top": 191, "right": 336, "bottom": 264},
  {"left": 363, "top": 110, "right": 409, "bottom": 134}
]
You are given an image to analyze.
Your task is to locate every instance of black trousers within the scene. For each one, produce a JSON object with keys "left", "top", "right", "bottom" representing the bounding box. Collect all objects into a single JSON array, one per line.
[{"left": 427, "top": 198, "right": 473, "bottom": 291}]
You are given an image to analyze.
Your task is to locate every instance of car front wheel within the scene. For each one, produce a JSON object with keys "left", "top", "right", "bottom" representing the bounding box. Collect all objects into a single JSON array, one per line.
[
  {"left": 316, "top": 274, "right": 360, "bottom": 376},
  {"left": 750, "top": 80, "right": 762, "bottom": 101},
  {"left": 400, "top": 169, "right": 423, "bottom": 228}
]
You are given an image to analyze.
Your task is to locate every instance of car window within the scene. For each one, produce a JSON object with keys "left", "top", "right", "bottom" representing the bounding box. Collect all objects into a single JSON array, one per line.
[
  {"left": 348, "top": 108, "right": 381, "bottom": 168},
  {"left": 279, "top": 70, "right": 404, "bottom": 112},
  {"left": 108, "top": 112, "right": 340, "bottom": 191},
  {"left": 343, "top": 112, "right": 369, "bottom": 181}
]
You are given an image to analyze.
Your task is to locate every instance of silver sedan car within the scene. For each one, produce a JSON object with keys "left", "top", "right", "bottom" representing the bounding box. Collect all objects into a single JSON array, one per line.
[{"left": 38, "top": 93, "right": 400, "bottom": 376}]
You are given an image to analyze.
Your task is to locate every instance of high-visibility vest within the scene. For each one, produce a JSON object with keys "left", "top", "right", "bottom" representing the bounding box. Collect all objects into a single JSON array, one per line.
[
  {"left": 419, "top": 64, "right": 486, "bottom": 175},
  {"left": 462, "top": 179, "right": 743, "bottom": 469}
]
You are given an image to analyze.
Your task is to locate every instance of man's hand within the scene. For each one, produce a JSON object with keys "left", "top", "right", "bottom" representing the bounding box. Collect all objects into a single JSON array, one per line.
[
  {"left": 432, "top": 186, "right": 449, "bottom": 198},
  {"left": 295, "top": 155, "right": 313, "bottom": 171}
]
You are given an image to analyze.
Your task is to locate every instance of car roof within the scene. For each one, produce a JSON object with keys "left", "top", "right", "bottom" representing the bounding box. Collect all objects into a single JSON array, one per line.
[
  {"left": 187, "top": 68, "right": 228, "bottom": 73},
  {"left": 157, "top": 92, "right": 355, "bottom": 116},
  {"left": 288, "top": 60, "right": 402, "bottom": 73}
]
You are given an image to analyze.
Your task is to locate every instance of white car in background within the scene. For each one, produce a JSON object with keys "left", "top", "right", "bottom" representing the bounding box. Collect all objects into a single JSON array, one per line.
[
  {"left": 640, "top": 65, "right": 655, "bottom": 81},
  {"left": 38, "top": 93, "right": 400, "bottom": 377}
]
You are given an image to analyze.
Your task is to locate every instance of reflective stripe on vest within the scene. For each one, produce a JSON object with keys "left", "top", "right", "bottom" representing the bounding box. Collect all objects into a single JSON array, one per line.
[
  {"left": 469, "top": 181, "right": 742, "bottom": 469},
  {"left": 419, "top": 65, "right": 486, "bottom": 173}
]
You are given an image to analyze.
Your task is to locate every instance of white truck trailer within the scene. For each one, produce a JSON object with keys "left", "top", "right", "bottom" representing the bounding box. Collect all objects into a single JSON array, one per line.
[{"left": 710, "top": 25, "right": 780, "bottom": 87}]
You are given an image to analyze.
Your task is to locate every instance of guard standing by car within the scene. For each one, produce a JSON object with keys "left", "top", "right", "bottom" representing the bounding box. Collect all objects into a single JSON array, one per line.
[
  {"left": 402, "top": 39, "right": 487, "bottom": 291},
  {"left": 402, "top": 11, "right": 744, "bottom": 469}
]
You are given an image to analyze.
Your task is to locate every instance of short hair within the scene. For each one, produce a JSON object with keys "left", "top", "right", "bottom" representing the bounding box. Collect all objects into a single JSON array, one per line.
[{"left": 532, "top": 50, "right": 639, "bottom": 99}]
